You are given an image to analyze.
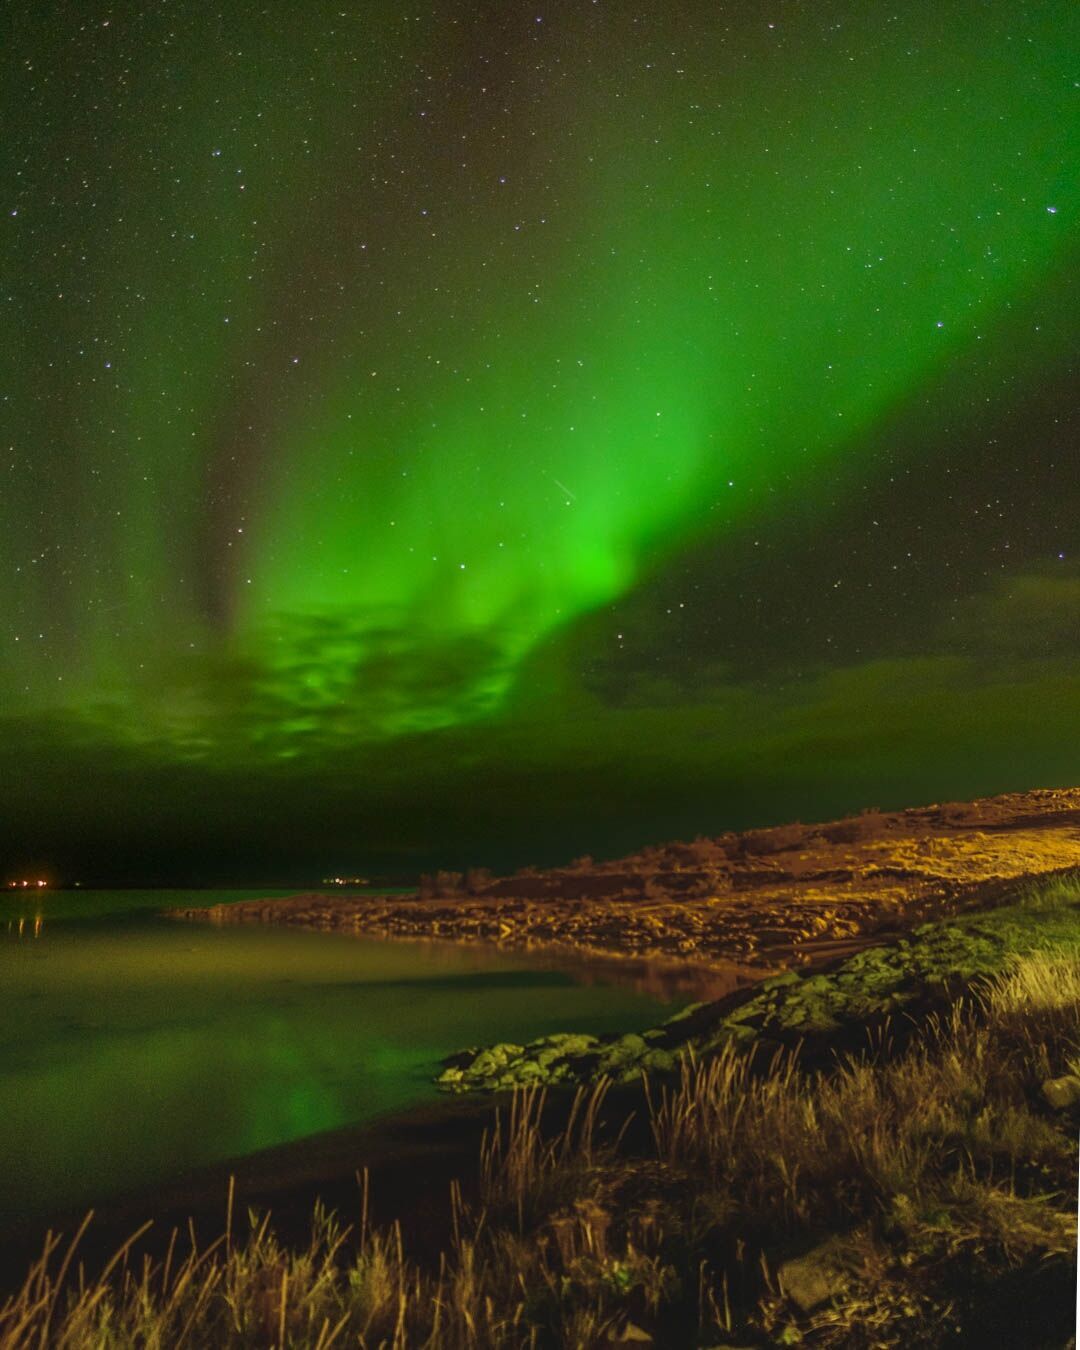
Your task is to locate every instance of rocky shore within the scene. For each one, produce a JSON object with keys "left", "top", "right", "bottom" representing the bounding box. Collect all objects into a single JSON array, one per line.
[
  {"left": 173, "top": 788, "right": 1080, "bottom": 974},
  {"left": 435, "top": 875, "right": 1080, "bottom": 1092}
]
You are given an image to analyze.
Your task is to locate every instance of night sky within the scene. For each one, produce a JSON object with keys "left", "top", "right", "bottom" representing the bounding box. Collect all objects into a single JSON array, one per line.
[{"left": 3, "top": 1, "right": 1078, "bottom": 884}]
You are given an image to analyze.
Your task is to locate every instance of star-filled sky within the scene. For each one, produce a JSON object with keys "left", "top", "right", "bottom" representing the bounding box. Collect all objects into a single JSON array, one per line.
[{"left": 3, "top": 1, "right": 1078, "bottom": 883}]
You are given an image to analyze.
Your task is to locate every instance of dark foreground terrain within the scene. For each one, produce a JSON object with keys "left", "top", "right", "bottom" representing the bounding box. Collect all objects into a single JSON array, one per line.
[
  {"left": 3, "top": 896, "right": 1078, "bottom": 1345},
  {"left": 4, "top": 797, "right": 1080, "bottom": 1347}
]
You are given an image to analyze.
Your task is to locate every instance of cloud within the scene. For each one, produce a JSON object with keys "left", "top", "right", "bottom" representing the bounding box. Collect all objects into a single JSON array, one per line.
[
  {"left": 942, "top": 569, "right": 1080, "bottom": 657},
  {"left": 53, "top": 609, "right": 519, "bottom": 760},
  {"left": 3, "top": 563, "right": 1080, "bottom": 879}
]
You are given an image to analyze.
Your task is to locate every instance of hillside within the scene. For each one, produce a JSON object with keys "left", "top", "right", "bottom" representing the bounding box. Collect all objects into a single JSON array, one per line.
[{"left": 177, "top": 788, "right": 1080, "bottom": 973}]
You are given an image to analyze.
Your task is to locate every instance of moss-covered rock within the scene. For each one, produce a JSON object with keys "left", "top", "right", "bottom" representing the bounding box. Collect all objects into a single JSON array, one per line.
[{"left": 435, "top": 887, "right": 1080, "bottom": 1093}]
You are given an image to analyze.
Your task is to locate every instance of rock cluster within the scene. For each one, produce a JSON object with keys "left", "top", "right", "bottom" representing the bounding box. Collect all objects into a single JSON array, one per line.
[
  {"left": 436, "top": 1028, "right": 682, "bottom": 1093},
  {"left": 436, "top": 892, "right": 1080, "bottom": 1092},
  {"left": 173, "top": 789, "right": 1080, "bottom": 974}
]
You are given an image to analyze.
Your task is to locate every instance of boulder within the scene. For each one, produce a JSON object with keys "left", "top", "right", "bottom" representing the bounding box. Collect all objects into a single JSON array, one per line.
[
  {"left": 615, "top": 1322, "right": 653, "bottom": 1343},
  {"left": 778, "top": 1236, "right": 854, "bottom": 1312},
  {"left": 640, "top": 1048, "right": 678, "bottom": 1073},
  {"left": 1040, "top": 1075, "right": 1080, "bottom": 1109},
  {"left": 758, "top": 971, "right": 801, "bottom": 992}
]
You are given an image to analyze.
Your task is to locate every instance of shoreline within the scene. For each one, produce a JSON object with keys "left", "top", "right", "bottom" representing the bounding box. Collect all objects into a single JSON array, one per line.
[
  {"left": 7, "top": 877, "right": 1079, "bottom": 1343},
  {"left": 435, "top": 872, "right": 1080, "bottom": 1093},
  {"left": 10, "top": 789, "right": 1078, "bottom": 1309},
  {"left": 0, "top": 1088, "right": 501, "bottom": 1287},
  {"left": 171, "top": 788, "right": 1080, "bottom": 977}
]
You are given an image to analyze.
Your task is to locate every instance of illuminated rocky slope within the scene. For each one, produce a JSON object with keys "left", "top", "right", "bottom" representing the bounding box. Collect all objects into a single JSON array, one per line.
[{"left": 178, "top": 787, "right": 1080, "bottom": 972}]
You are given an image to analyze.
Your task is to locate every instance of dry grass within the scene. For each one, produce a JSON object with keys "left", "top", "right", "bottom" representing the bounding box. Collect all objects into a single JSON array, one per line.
[
  {"left": 3, "top": 902, "right": 1079, "bottom": 1347},
  {"left": 1018, "top": 871, "right": 1080, "bottom": 913}
]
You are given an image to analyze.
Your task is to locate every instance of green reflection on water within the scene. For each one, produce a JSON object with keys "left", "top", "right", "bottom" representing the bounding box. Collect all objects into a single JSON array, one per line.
[{"left": 0, "top": 894, "right": 679, "bottom": 1223}]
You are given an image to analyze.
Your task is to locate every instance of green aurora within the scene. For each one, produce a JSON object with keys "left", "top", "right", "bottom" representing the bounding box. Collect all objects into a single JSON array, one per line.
[{"left": 2, "top": 0, "right": 1078, "bottom": 879}]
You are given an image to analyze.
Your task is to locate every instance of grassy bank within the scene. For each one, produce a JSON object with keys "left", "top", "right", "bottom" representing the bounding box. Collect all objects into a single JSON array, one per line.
[
  {"left": 438, "top": 870, "right": 1080, "bottom": 1092},
  {"left": 3, "top": 878, "right": 1079, "bottom": 1347}
]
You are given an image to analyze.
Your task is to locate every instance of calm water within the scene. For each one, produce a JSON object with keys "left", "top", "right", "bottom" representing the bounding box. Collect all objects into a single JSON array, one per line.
[{"left": 0, "top": 890, "right": 686, "bottom": 1226}]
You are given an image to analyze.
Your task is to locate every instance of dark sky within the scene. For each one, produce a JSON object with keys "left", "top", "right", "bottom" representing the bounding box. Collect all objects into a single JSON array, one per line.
[{"left": 2, "top": 1, "right": 1078, "bottom": 883}]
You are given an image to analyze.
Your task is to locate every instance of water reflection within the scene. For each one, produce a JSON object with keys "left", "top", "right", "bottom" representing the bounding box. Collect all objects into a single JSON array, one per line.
[
  {"left": 5, "top": 915, "right": 44, "bottom": 940},
  {"left": 517, "top": 948, "right": 755, "bottom": 1003},
  {"left": 0, "top": 896, "right": 690, "bottom": 1227},
  {"left": 338, "top": 934, "right": 745, "bottom": 1003}
]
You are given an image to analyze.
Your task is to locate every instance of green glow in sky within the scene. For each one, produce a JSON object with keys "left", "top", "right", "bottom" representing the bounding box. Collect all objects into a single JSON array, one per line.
[{"left": 3, "top": 0, "right": 1078, "bottom": 875}]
